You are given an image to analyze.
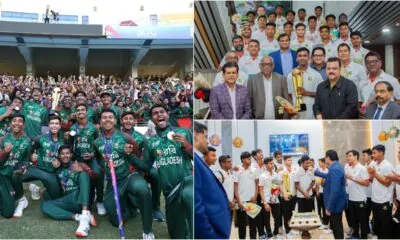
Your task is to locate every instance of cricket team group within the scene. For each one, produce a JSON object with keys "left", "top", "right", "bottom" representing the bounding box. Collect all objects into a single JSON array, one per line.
[{"left": 0, "top": 89, "right": 193, "bottom": 239}]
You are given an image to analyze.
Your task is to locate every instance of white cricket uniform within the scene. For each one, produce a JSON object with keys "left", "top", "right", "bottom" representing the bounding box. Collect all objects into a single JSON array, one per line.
[
  {"left": 345, "top": 163, "right": 369, "bottom": 202},
  {"left": 351, "top": 46, "right": 370, "bottom": 67},
  {"left": 341, "top": 62, "right": 368, "bottom": 100},
  {"left": 215, "top": 169, "right": 234, "bottom": 201},
  {"left": 233, "top": 165, "right": 259, "bottom": 202},
  {"left": 252, "top": 161, "right": 266, "bottom": 177},
  {"left": 334, "top": 37, "right": 352, "bottom": 48},
  {"left": 287, "top": 67, "right": 323, "bottom": 119},
  {"left": 214, "top": 71, "right": 249, "bottom": 87},
  {"left": 316, "top": 16, "right": 326, "bottom": 31},
  {"left": 238, "top": 55, "right": 262, "bottom": 78},
  {"left": 259, "top": 171, "right": 280, "bottom": 204},
  {"left": 359, "top": 70, "right": 400, "bottom": 104},
  {"left": 366, "top": 161, "right": 373, "bottom": 199},
  {"left": 260, "top": 38, "right": 279, "bottom": 57},
  {"left": 294, "top": 166, "right": 315, "bottom": 198},
  {"left": 294, "top": 20, "right": 308, "bottom": 29},
  {"left": 274, "top": 159, "right": 284, "bottom": 172},
  {"left": 345, "top": 163, "right": 350, "bottom": 193},
  {"left": 278, "top": 167, "right": 297, "bottom": 196},
  {"left": 371, "top": 159, "right": 395, "bottom": 204},
  {"left": 290, "top": 38, "right": 313, "bottom": 53},
  {"left": 305, "top": 30, "right": 321, "bottom": 45},
  {"left": 251, "top": 29, "right": 266, "bottom": 43},
  {"left": 314, "top": 40, "right": 337, "bottom": 61}
]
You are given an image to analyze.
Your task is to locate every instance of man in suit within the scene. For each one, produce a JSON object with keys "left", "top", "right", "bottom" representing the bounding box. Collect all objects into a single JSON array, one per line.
[
  {"left": 210, "top": 62, "right": 252, "bottom": 119},
  {"left": 194, "top": 122, "right": 231, "bottom": 239},
  {"left": 269, "top": 33, "right": 298, "bottom": 77},
  {"left": 314, "top": 150, "right": 347, "bottom": 239},
  {"left": 247, "top": 55, "right": 289, "bottom": 119},
  {"left": 365, "top": 81, "right": 400, "bottom": 119}
]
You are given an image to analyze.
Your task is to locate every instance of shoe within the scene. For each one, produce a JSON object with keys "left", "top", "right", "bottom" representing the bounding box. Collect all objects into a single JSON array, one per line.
[
  {"left": 75, "top": 211, "right": 90, "bottom": 237},
  {"left": 153, "top": 210, "right": 164, "bottom": 222},
  {"left": 319, "top": 224, "right": 329, "bottom": 230},
  {"left": 266, "top": 233, "right": 273, "bottom": 239},
  {"left": 323, "top": 229, "right": 333, "bottom": 234},
  {"left": 96, "top": 202, "right": 107, "bottom": 216},
  {"left": 13, "top": 196, "right": 28, "bottom": 217},
  {"left": 142, "top": 232, "right": 155, "bottom": 239},
  {"left": 367, "top": 234, "right": 377, "bottom": 239},
  {"left": 29, "top": 183, "right": 40, "bottom": 200},
  {"left": 75, "top": 213, "right": 97, "bottom": 227},
  {"left": 345, "top": 227, "right": 354, "bottom": 235},
  {"left": 259, "top": 234, "right": 266, "bottom": 239}
]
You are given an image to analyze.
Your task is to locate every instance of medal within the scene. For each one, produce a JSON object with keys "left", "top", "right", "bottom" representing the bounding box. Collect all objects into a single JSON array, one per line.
[
  {"left": 70, "top": 131, "right": 76, "bottom": 136},
  {"left": 167, "top": 131, "right": 175, "bottom": 141}
]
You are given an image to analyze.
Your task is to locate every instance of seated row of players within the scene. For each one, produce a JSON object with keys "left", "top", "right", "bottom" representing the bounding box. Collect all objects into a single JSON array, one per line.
[
  {"left": 211, "top": 36, "right": 399, "bottom": 119},
  {"left": 0, "top": 103, "right": 193, "bottom": 239}
]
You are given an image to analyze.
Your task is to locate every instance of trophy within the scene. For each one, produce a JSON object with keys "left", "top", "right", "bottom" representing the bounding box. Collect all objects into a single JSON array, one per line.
[
  {"left": 282, "top": 171, "right": 291, "bottom": 197},
  {"left": 292, "top": 68, "right": 307, "bottom": 112},
  {"left": 50, "top": 87, "right": 61, "bottom": 114}
]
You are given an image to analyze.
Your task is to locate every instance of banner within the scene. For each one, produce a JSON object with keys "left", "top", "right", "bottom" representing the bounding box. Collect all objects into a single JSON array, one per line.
[{"left": 104, "top": 25, "right": 193, "bottom": 39}]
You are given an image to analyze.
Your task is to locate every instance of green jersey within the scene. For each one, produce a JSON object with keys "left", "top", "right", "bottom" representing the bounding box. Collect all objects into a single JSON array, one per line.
[
  {"left": 56, "top": 162, "right": 80, "bottom": 194},
  {"left": 173, "top": 107, "right": 193, "bottom": 117},
  {"left": 0, "top": 107, "right": 11, "bottom": 137},
  {"left": 94, "top": 130, "right": 141, "bottom": 181},
  {"left": 143, "top": 125, "right": 193, "bottom": 195},
  {"left": 0, "top": 133, "right": 31, "bottom": 176},
  {"left": 94, "top": 105, "right": 121, "bottom": 129},
  {"left": 125, "top": 129, "right": 146, "bottom": 158},
  {"left": 132, "top": 105, "right": 144, "bottom": 118},
  {"left": 22, "top": 101, "right": 48, "bottom": 139},
  {"left": 59, "top": 108, "right": 72, "bottom": 124},
  {"left": 70, "top": 122, "right": 99, "bottom": 161},
  {"left": 32, "top": 134, "right": 65, "bottom": 173},
  {"left": 71, "top": 106, "right": 95, "bottom": 123}
]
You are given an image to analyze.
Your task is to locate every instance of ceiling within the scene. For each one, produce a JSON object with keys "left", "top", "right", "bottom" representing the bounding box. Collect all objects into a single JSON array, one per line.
[{"left": 348, "top": 1, "right": 400, "bottom": 45}]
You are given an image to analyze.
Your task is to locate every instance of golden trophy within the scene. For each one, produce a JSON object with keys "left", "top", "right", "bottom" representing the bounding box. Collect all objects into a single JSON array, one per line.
[
  {"left": 50, "top": 87, "right": 61, "bottom": 114},
  {"left": 282, "top": 171, "right": 291, "bottom": 197},
  {"left": 292, "top": 68, "right": 306, "bottom": 112}
]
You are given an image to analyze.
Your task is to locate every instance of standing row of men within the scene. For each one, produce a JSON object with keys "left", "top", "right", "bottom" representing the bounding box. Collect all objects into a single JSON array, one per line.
[
  {"left": 0, "top": 102, "right": 193, "bottom": 239},
  {"left": 195, "top": 138, "right": 400, "bottom": 240}
]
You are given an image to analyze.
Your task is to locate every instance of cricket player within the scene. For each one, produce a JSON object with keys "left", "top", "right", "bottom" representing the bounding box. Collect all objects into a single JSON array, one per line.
[
  {"left": 0, "top": 114, "right": 31, "bottom": 218},
  {"left": 21, "top": 88, "right": 48, "bottom": 140},
  {"left": 94, "top": 109, "right": 154, "bottom": 239},
  {"left": 143, "top": 104, "right": 193, "bottom": 239}
]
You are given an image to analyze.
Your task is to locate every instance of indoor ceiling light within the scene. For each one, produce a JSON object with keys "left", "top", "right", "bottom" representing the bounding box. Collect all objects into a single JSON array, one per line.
[{"left": 382, "top": 28, "right": 390, "bottom": 33}]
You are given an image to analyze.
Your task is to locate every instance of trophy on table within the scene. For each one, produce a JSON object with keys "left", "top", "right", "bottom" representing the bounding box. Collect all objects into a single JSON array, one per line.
[
  {"left": 292, "top": 68, "right": 307, "bottom": 112},
  {"left": 50, "top": 87, "right": 61, "bottom": 115}
]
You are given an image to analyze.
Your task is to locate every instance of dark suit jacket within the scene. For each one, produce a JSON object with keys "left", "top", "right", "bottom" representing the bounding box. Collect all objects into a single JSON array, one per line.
[
  {"left": 247, "top": 72, "right": 289, "bottom": 119},
  {"left": 209, "top": 83, "right": 252, "bottom": 119},
  {"left": 365, "top": 101, "right": 400, "bottom": 119},
  {"left": 194, "top": 153, "right": 231, "bottom": 239},
  {"left": 314, "top": 161, "right": 347, "bottom": 214},
  {"left": 269, "top": 49, "right": 298, "bottom": 75}
]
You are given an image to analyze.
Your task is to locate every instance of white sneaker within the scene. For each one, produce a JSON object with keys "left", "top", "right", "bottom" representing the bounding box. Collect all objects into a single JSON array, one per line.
[
  {"left": 345, "top": 227, "right": 353, "bottom": 235},
  {"left": 29, "top": 183, "right": 40, "bottom": 200},
  {"left": 143, "top": 232, "right": 155, "bottom": 239},
  {"left": 96, "top": 202, "right": 107, "bottom": 216},
  {"left": 368, "top": 233, "right": 377, "bottom": 239},
  {"left": 323, "top": 229, "right": 333, "bottom": 234},
  {"left": 75, "top": 212, "right": 97, "bottom": 227},
  {"left": 75, "top": 211, "right": 90, "bottom": 237},
  {"left": 319, "top": 224, "right": 329, "bottom": 230},
  {"left": 13, "top": 196, "right": 28, "bottom": 217}
]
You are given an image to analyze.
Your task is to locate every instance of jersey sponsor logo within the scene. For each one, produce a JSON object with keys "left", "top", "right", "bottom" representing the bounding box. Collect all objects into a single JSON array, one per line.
[
  {"left": 163, "top": 145, "right": 177, "bottom": 155},
  {"left": 4, "top": 158, "right": 19, "bottom": 167},
  {"left": 77, "top": 142, "right": 92, "bottom": 149}
]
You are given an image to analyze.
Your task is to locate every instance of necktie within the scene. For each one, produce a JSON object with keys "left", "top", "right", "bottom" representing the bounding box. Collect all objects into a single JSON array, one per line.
[{"left": 373, "top": 107, "right": 383, "bottom": 120}]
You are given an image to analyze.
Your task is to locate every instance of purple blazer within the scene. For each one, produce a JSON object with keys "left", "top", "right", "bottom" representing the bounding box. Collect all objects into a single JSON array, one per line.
[{"left": 209, "top": 83, "right": 252, "bottom": 119}]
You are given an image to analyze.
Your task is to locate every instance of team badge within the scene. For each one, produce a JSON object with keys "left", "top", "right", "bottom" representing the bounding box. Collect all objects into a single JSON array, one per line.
[
  {"left": 156, "top": 149, "right": 162, "bottom": 156},
  {"left": 308, "top": 76, "right": 312, "bottom": 81},
  {"left": 383, "top": 205, "right": 387, "bottom": 211}
]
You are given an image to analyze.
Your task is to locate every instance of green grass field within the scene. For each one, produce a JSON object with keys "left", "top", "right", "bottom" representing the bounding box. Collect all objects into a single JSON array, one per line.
[{"left": 0, "top": 189, "right": 169, "bottom": 239}]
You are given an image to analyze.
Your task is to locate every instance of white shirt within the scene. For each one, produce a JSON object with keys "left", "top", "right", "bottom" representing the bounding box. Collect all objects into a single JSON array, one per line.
[
  {"left": 274, "top": 159, "right": 284, "bottom": 172},
  {"left": 294, "top": 20, "right": 308, "bottom": 29},
  {"left": 316, "top": 167, "right": 328, "bottom": 193},
  {"left": 294, "top": 166, "right": 315, "bottom": 198},
  {"left": 345, "top": 162, "right": 369, "bottom": 202},
  {"left": 215, "top": 169, "right": 234, "bottom": 201},
  {"left": 275, "top": 16, "right": 286, "bottom": 29},
  {"left": 341, "top": 61, "right": 367, "bottom": 100},
  {"left": 260, "top": 38, "right": 279, "bottom": 57},
  {"left": 334, "top": 37, "right": 352, "bottom": 48},
  {"left": 373, "top": 100, "right": 390, "bottom": 119},
  {"left": 214, "top": 71, "right": 249, "bottom": 87},
  {"left": 278, "top": 167, "right": 296, "bottom": 196},
  {"left": 371, "top": 159, "right": 395, "bottom": 203},
  {"left": 228, "top": 86, "right": 236, "bottom": 119},
  {"left": 233, "top": 165, "right": 258, "bottom": 202},
  {"left": 359, "top": 70, "right": 400, "bottom": 104},
  {"left": 259, "top": 170, "right": 280, "bottom": 204},
  {"left": 396, "top": 166, "right": 400, "bottom": 201},
  {"left": 290, "top": 38, "right": 313, "bottom": 53},
  {"left": 263, "top": 75, "right": 275, "bottom": 119},
  {"left": 252, "top": 161, "right": 266, "bottom": 177},
  {"left": 314, "top": 40, "right": 337, "bottom": 61},
  {"left": 316, "top": 16, "right": 326, "bottom": 31},
  {"left": 305, "top": 30, "right": 321, "bottom": 45},
  {"left": 351, "top": 46, "right": 369, "bottom": 67},
  {"left": 366, "top": 161, "right": 373, "bottom": 198},
  {"left": 238, "top": 55, "right": 262, "bottom": 78},
  {"left": 287, "top": 67, "right": 323, "bottom": 119},
  {"left": 251, "top": 29, "right": 266, "bottom": 43}
]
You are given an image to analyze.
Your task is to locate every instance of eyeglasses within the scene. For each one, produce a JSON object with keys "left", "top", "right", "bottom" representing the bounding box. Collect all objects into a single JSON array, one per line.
[
  {"left": 260, "top": 63, "right": 273, "bottom": 67},
  {"left": 366, "top": 60, "right": 379, "bottom": 65}
]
